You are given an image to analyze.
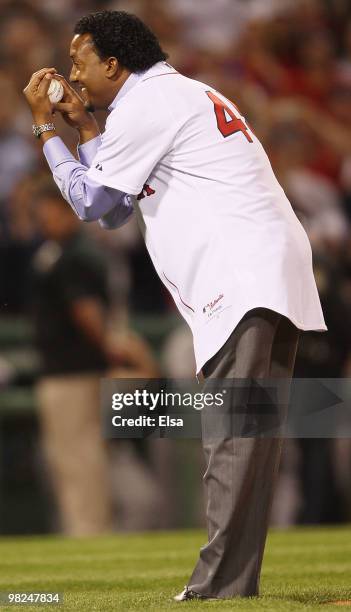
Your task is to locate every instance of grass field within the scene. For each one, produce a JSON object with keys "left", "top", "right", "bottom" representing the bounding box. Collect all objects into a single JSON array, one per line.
[{"left": 0, "top": 527, "right": 350, "bottom": 611}]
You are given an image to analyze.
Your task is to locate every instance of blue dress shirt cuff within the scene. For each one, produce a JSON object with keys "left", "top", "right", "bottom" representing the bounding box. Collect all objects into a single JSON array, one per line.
[{"left": 77, "top": 135, "right": 102, "bottom": 167}]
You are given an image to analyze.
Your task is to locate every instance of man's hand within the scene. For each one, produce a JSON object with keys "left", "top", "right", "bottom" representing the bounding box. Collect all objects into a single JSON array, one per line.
[
  {"left": 23, "top": 67, "right": 57, "bottom": 124},
  {"left": 52, "top": 75, "right": 99, "bottom": 143}
]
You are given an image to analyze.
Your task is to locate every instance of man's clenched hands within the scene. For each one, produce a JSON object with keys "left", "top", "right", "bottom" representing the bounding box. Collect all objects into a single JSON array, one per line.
[
  {"left": 23, "top": 67, "right": 57, "bottom": 124},
  {"left": 52, "top": 75, "right": 99, "bottom": 143},
  {"left": 24, "top": 69, "right": 99, "bottom": 144}
]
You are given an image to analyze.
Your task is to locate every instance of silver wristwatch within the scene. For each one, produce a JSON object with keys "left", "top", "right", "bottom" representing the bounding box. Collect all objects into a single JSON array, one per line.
[{"left": 32, "top": 122, "right": 56, "bottom": 139}]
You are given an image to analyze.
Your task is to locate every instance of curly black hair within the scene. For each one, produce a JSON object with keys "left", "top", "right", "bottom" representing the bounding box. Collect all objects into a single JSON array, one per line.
[{"left": 74, "top": 10, "right": 168, "bottom": 73}]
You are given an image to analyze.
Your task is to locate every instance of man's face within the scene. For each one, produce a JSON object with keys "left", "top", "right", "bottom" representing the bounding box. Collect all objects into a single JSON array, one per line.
[{"left": 69, "top": 33, "right": 112, "bottom": 111}]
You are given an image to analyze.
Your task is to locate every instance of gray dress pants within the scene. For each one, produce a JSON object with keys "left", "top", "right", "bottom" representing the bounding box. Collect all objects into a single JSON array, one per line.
[{"left": 188, "top": 307, "right": 300, "bottom": 599}]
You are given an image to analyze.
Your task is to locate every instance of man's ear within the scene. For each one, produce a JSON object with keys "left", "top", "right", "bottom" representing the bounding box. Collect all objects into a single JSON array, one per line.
[{"left": 105, "top": 56, "right": 119, "bottom": 79}]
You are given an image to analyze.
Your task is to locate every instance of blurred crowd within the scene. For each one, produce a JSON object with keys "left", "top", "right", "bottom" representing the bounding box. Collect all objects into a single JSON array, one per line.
[{"left": 0, "top": 0, "right": 351, "bottom": 534}]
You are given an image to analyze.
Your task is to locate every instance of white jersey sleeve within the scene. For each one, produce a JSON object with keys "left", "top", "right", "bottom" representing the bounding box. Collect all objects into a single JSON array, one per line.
[{"left": 86, "top": 87, "right": 178, "bottom": 195}]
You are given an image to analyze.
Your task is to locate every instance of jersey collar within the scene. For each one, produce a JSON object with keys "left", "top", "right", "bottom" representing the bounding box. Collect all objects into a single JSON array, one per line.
[
  {"left": 108, "top": 71, "right": 144, "bottom": 111},
  {"left": 108, "top": 62, "right": 178, "bottom": 111},
  {"left": 139, "top": 61, "right": 178, "bottom": 82}
]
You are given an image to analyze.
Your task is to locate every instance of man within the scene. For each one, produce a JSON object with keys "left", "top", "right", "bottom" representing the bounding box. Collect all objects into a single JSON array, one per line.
[
  {"left": 31, "top": 178, "right": 160, "bottom": 535},
  {"left": 31, "top": 178, "right": 114, "bottom": 535},
  {"left": 23, "top": 10, "right": 326, "bottom": 600}
]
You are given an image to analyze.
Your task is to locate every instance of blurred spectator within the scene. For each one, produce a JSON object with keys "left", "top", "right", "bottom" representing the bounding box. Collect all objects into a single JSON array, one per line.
[
  {"left": 30, "top": 178, "right": 114, "bottom": 535},
  {"left": 162, "top": 325, "right": 196, "bottom": 378},
  {"left": 264, "top": 113, "right": 349, "bottom": 255},
  {"left": 337, "top": 19, "right": 351, "bottom": 83},
  {"left": 0, "top": 73, "right": 37, "bottom": 234},
  {"left": 165, "top": 0, "right": 248, "bottom": 53},
  {"left": 30, "top": 179, "right": 159, "bottom": 534}
]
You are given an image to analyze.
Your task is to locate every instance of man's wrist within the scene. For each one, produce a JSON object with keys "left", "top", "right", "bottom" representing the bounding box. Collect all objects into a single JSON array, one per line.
[
  {"left": 32, "top": 113, "right": 53, "bottom": 126},
  {"left": 78, "top": 122, "right": 100, "bottom": 145},
  {"left": 39, "top": 129, "right": 58, "bottom": 144},
  {"left": 32, "top": 115, "right": 57, "bottom": 144}
]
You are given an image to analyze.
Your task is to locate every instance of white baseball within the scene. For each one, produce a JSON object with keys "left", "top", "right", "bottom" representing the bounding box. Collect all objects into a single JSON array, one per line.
[{"left": 47, "top": 78, "right": 64, "bottom": 104}]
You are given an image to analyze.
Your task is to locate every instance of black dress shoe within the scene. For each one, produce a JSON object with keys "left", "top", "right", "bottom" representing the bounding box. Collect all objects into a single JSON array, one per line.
[{"left": 174, "top": 586, "right": 217, "bottom": 601}]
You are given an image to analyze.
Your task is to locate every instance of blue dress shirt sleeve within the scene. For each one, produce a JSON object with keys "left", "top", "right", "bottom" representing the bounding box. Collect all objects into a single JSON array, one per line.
[
  {"left": 77, "top": 135, "right": 102, "bottom": 167},
  {"left": 43, "top": 136, "right": 134, "bottom": 229}
]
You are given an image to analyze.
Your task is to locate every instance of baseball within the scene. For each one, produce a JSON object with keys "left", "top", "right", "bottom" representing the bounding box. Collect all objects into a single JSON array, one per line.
[{"left": 47, "top": 78, "right": 64, "bottom": 104}]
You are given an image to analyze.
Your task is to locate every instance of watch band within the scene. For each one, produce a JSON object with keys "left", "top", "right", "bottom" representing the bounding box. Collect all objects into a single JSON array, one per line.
[{"left": 32, "top": 122, "right": 56, "bottom": 139}]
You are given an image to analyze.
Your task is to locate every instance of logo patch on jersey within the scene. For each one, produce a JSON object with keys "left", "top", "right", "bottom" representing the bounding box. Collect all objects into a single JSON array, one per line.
[
  {"left": 137, "top": 183, "right": 156, "bottom": 201},
  {"left": 203, "top": 294, "right": 224, "bottom": 314},
  {"left": 95, "top": 163, "right": 103, "bottom": 171}
]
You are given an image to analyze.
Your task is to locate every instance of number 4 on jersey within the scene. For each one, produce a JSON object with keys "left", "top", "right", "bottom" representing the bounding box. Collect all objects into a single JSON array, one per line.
[{"left": 206, "top": 91, "right": 253, "bottom": 143}]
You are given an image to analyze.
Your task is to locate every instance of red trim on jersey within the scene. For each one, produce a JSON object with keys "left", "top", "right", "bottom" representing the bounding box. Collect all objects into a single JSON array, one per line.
[
  {"left": 142, "top": 72, "right": 179, "bottom": 82},
  {"left": 162, "top": 272, "right": 195, "bottom": 313}
]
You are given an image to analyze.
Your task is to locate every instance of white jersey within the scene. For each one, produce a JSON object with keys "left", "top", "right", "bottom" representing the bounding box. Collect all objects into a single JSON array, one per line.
[{"left": 87, "top": 61, "right": 327, "bottom": 374}]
